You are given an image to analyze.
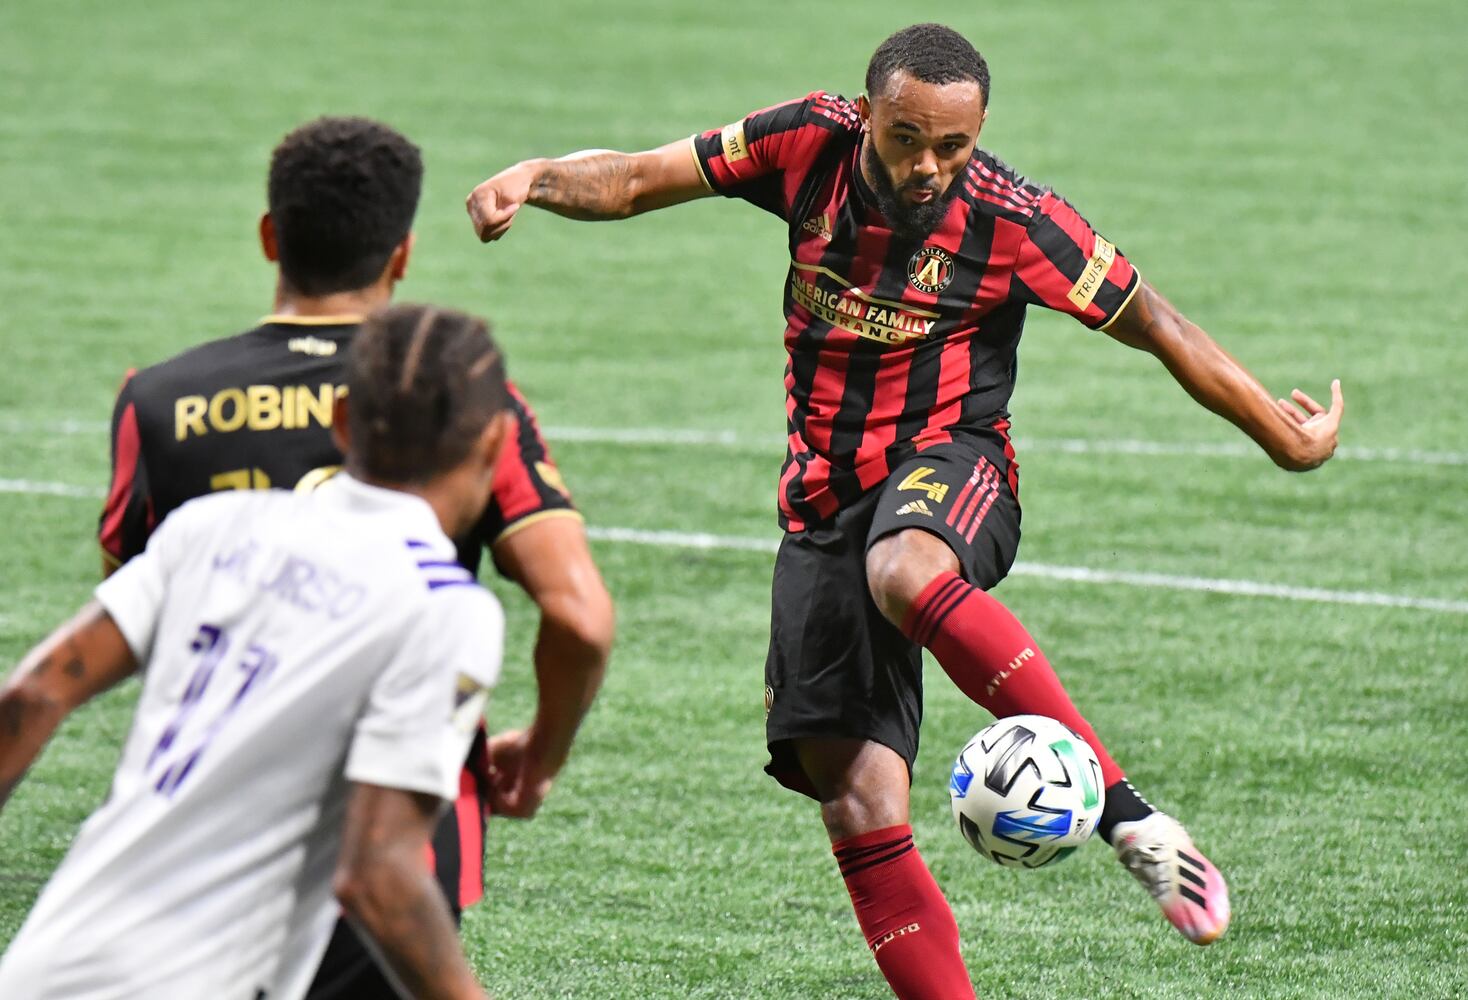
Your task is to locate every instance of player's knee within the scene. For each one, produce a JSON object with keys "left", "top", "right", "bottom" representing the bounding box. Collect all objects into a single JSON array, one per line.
[
  {"left": 821, "top": 787, "right": 907, "bottom": 843},
  {"left": 795, "top": 738, "right": 911, "bottom": 841},
  {"left": 865, "top": 529, "right": 958, "bottom": 628}
]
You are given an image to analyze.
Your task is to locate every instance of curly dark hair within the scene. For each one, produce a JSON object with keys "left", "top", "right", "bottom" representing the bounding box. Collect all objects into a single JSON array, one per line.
[
  {"left": 347, "top": 304, "right": 510, "bottom": 483},
  {"left": 267, "top": 117, "right": 423, "bottom": 296},
  {"left": 866, "top": 24, "right": 990, "bottom": 104}
]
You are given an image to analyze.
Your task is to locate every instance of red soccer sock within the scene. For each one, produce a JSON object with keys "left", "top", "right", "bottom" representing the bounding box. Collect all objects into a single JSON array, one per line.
[
  {"left": 832, "top": 825, "right": 976, "bottom": 1000},
  {"left": 902, "top": 571, "right": 1125, "bottom": 788}
]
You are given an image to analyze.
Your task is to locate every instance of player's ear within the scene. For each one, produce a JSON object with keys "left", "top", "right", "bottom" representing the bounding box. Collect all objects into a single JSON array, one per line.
[
  {"left": 387, "top": 233, "right": 415, "bottom": 282},
  {"left": 478, "top": 410, "right": 512, "bottom": 474},
  {"left": 857, "top": 94, "right": 871, "bottom": 131},
  {"left": 330, "top": 393, "right": 352, "bottom": 455},
  {"left": 259, "top": 213, "right": 279, "bottom": 262}
]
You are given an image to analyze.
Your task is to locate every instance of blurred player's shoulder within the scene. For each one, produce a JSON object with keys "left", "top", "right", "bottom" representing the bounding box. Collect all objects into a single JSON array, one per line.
[
  {"left": 158, "top": 477, "right": 492, "bottom": 621},
  {"left": 124, "top": 316, "right": 357, "bottom": 401},
  {"left": 155, "top": 485, "right": 312, "bottom": 553}
]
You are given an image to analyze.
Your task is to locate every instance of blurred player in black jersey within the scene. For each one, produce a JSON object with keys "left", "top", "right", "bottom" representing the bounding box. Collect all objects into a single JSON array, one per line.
[
  {"left": 100, "top": 116, "right": 614, "bottom": 998},
  {"left": 467, "top": 23, "right": 1347, "bottom": 999}
]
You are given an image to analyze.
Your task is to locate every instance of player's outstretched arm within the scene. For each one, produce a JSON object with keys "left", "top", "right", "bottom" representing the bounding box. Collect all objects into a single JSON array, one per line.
[
  {"left": 484, "top": 516, "right": 614, "bottom": 818},
  {"left": 334, "top": 783, "right": 490, "bottom": 1000},
  {"left": 466, "top": 139, "right": 713, "bottom": 241},
  {"left": 0, "top": 603, "right": 137, "bottom": 812},
  {"left": 1103, "top": 279, "right": 1345, "bottom": 471}
]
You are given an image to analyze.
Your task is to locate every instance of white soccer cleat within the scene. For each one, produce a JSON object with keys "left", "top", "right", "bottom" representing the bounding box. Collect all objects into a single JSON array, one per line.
[{"left": 1112, "top": 812, "right": 1231, "bottom": 945}]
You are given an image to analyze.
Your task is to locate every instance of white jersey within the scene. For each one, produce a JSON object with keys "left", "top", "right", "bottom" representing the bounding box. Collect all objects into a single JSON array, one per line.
[{"left": 0, "top": 475, "right": 503, "bottom": 1000}]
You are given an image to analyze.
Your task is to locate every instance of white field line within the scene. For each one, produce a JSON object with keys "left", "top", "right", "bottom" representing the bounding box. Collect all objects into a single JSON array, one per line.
[
  {"left": 547, "top": 428, "right": 1468, "bottom": 467},
  {"left": 6, "top": 480, "right": 1466, "bottom": 615},
  {"left": 585, "top": 526, "right": 1468, "bottom": 614},
  {"left": 0, "top": 418, "right": 110, "bottom": 436},
  {"left": 0, "top": 478, "right": 104, "bottom": 499},
  {"left": 5, "top": 417, "right": 1467, "bottom": 467}
]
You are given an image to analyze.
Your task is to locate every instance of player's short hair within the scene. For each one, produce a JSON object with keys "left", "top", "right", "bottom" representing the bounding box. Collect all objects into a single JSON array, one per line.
[
  {"left": 267, "top": 117, "right": 423, "bottom": 296},
  {"left": 347, "top": 304, "right": 511, "bottom": 483},
  {"left": 866, "top": 23, "right": 991, "bottom": 104}
]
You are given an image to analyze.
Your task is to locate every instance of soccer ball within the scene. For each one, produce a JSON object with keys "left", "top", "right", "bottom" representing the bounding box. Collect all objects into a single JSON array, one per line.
[{"left": 948, "top": 715, "right": 1104, "bottom": 869}]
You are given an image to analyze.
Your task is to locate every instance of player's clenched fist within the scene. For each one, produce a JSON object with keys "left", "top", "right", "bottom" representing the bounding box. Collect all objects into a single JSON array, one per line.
[
  {"left": 466, "top": 162, "right": 538, "bottom": 242},
  {"left": 481, "top": 727, "right": 557, "bottom": 819},
  {"left": 466, "top": 143, "right": 715, "bottom": 238}
]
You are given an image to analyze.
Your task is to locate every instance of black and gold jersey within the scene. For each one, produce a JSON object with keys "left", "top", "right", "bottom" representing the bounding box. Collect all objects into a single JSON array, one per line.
[{"left": 101, "top": 315, "right": 577, "bottom": 574}]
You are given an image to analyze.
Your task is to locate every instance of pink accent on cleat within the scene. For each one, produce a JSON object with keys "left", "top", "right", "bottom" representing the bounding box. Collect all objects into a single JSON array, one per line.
[{"left": 1113, "top": 812, "right": 1231, "bottom": 945}]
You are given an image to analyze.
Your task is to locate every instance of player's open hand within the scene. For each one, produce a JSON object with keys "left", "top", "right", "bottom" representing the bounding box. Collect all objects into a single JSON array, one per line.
[
  {"left": 466, "top": 163, "right": 537, "bottom": 243},
  {"left": 1273, "top": 378, "right": 1345, "bottom": 471},
  {"left": 483, "top": 727, "right": 556, "bottom": 819}
]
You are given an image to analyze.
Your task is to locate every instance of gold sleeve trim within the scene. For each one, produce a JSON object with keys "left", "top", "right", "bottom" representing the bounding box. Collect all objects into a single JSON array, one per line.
[
  {"left": 688, "top": 135, "right": 714, "bottom": 193},
  {"left": 100, "top": 544, "right": 122, "bottom": 570},
  {"left": 490, "top": 508, "right": 585, "bottom": 546},
  {"left": 260, "top": 313, "right": 364, "bottom": 326},
  {"left": 1097, "top": 271, "right": 1142, "bottom": 332}
]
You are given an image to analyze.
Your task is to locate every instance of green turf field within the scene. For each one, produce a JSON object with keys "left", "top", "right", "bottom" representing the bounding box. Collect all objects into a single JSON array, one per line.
[{"left": 2, "top": 1, "right": 1466, "bottom": 996}]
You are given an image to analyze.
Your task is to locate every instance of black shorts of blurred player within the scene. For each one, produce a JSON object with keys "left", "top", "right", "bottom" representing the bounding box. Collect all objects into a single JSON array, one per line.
[
  {"left": 764, "top": 431, "right": 1020, "bottom": 794},
  {"left": 306, "top": 734, "right": 489, "bottom": 999}
]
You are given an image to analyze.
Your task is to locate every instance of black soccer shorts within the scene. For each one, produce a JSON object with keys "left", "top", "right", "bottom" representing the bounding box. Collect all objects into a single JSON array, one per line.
[
  {"left": 305, "top": 734, "right": 489, "bottom": 998},
  {"left": 763, "top": 431, "right": 1022, "bottom": 798}
]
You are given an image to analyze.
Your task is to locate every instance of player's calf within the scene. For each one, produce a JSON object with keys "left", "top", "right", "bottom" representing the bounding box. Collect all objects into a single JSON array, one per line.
[
  {"left": 872, "top": 516, "right": 1163, "bottom": 857},
  {"left": 833, "top": 825, "right": 977, "bottom": 1000},
  {"left": 794, "top": 738, "right": 976, "bottom": 1000}
]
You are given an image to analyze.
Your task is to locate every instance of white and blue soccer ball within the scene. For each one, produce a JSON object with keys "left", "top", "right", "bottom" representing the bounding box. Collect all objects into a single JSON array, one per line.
[{"left": 949, "top": 715, "right": 1104, "bottom": 869}]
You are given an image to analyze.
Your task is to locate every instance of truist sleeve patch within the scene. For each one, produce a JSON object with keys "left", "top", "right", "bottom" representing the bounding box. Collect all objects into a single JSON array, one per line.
[{"left": 1013, "top": 193, "right": 1139, "bottom": 329}]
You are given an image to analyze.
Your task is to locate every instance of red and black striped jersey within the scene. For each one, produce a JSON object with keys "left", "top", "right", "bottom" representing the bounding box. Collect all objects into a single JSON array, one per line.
[
  {"left": 100, "top": 315, "right": 579, "bottom": 575},
  {"left": 691, "top": 91, "right": 1140, "bottom": 530}
]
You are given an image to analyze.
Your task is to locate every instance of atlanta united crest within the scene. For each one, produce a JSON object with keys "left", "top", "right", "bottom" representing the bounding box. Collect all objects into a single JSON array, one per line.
[{"left": 908, "top": 246, "right": 955, "bottom": 294}]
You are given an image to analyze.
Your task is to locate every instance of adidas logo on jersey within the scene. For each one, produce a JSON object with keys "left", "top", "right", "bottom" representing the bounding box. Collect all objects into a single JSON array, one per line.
[
  {"left": 801, "top": 212, "right": 833, "bottom": 241},
  {"left": 895, "top": 499, "right": 934, "bottom": 517}
]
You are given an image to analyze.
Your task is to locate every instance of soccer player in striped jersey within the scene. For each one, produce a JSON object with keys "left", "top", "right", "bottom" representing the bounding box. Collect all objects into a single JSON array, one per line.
[
  {"left": 97, "top": 117, "right": 614, "bottom": 998},
  {"left": 467, "top": 22, "right": 1346, "bottom": 998},
  {"left": 0, "top": 305, "right": 511, "bottom": 1000}
]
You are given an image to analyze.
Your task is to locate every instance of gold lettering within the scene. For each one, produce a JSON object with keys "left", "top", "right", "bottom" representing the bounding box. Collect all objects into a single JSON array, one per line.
[
  {"left": 789, "top": 279, "right": 935, "bottom": 346},
  {"left": 175, "top": 396, "right": 207, "bottom": 441},
  {"left": 1066, "top": 236, "right": 1117, "bottom": 310},
  {"left": 720, "top": 121, "right": 750, "bottom": 162},
  {"left": 297, "top": 383, "right": 335, "bottom": 429},
  {"left": 247, "top": 384, "right": 282, "bottom": 431},
  {"left": 209, "top": 388, "right": 246, "bottom": 433},
  {"left": 177, "top": 384, "right": 343, "bottom": 439},
  {"left": 210, "top": 469, "right": 250, "bottom": 491},
  {"left": 209, "top": 467, "right": 270, "bottom": 492}
]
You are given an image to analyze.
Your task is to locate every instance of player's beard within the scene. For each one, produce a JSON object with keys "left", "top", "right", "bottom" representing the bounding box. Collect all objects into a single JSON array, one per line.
[{"left": 862, "top": 140, "right": 959, "bottom": 243}]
